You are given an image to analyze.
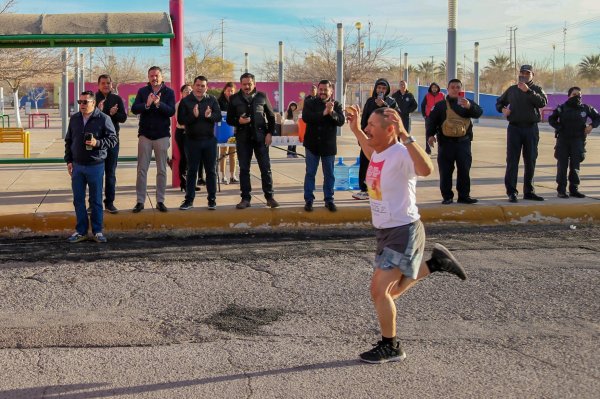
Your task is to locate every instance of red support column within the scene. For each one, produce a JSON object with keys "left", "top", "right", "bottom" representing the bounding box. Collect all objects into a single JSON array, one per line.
[{"left": 170, "top": 0, "right": 185, "bottom": 187}]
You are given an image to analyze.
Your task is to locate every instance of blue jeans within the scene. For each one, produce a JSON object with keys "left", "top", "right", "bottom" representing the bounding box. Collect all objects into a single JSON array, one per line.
[
  {"left": 236, "top": 139, "right": 274, "bottom": 201},
  {"left": 104, "top": 141, "right": 119, "bottom": 206},
  {"left": 304, "top": 148, "right": 335, "bottom": 203},
  {"left": 185, "top": 136, "right": 217, "bottom": 202},
  {"left": 505, "top": 124, "right": 539, "bottom": 195},
  {"left": 72, "top": 162, "right": 104, "bottom": 235}
]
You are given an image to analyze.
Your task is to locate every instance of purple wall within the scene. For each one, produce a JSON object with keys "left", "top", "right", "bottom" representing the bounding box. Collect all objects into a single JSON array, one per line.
[{"left": 71, "top": 81, "right": 317, "bottom": 114}]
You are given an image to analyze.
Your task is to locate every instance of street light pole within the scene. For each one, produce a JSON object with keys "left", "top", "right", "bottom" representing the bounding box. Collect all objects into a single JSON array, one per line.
[
  {"left": 336, "top": 23, "right": 344, "bottom": 136},
  {"left": 474, "top": 42, "right": 480, "bottom": 124},
  {"left": 355, "top": 21, "right": 362, "bottom": 105}
]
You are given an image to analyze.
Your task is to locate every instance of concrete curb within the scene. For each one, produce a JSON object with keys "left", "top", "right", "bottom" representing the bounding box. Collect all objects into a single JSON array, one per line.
[{"left": 1, "top": 203, "right": 599, "bottom": 236}]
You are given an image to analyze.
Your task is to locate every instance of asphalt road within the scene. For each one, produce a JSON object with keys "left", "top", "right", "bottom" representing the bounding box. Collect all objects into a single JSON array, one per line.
[{"left": 0, "top": 224, "right": 598, "bottom": 398}]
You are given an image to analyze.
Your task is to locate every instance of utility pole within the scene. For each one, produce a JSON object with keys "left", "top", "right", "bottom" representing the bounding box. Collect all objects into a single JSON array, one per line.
[
  {"left": 403, "top": 52, "right": 408, "bottom": 83},
  {"left": 221, "top": 18, "right": 225, "bottom": 80},
  {"left": 513, "top": 27, "right": 518, "bottom": 76},
  {"left": 509, "top": 27, "right": 513, "bottom": 71},
  {"left": 563, "top": 22, "right": 567, "bottom": 69},
  {"left": 244, "top": 52, "right": 249, "bottom": 73},
  {"left": 552, "top": 44, "right": 556, "bottom": 93},
  {"left": 336, "top": 23, "right": 344, "bottom": 136},
  {"left": 367, "top": 21, "right": 372, "bottom": 57},
  {"left": 474, "top": 42, "right": 480, "bottom": 124},
  {"left": 278, "top": 41, "right": 284, "bottom": 114}
]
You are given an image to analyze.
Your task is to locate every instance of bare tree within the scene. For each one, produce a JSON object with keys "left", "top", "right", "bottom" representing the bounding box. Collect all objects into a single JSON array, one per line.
[
  {"left": 0, "top": 0, "right": 16, "bottom": 14},
  {"left": 184, "top": 30, "right": 235, "bottom": 82},
  {"left": 0, "top": 48, "right": 63, "bottom": 126},
  {"left": 24, "top": 84, "right": 49, "bottom": 113},
  {"left": 258, "top": 22, "right": 406, "bottom": 100},
  {"left": 93, "top": 49, "right": 147, "bottom": 93}
]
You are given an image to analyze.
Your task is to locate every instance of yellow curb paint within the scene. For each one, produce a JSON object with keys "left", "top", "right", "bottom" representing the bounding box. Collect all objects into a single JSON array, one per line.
[{"left": 1, "top": 203, "right": 599, "bottom": 236}]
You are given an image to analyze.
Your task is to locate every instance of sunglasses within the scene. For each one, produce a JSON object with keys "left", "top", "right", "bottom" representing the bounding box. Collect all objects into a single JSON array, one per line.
[{"left": 77, "top": 100, "right": 93, "bottom": 105}]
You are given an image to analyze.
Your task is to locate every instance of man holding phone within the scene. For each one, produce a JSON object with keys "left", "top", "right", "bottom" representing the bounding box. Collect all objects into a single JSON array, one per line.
[
  {"left": 496, "top": 64, "right": 548, "bottom": 202},
  {"left": 64, "top": 91, "right": 117, "bottom": 243},
  {"left": 427, "top": 79, "right": 483, "bottom": 204},
  {"left": 226, "top": 72, "right": 279, "bottom": 209}
]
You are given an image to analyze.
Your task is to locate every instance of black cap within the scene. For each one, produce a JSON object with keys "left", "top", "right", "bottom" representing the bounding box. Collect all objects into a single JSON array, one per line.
[{"left": 520, "top": 64, "right": 534, "bottom": 73}]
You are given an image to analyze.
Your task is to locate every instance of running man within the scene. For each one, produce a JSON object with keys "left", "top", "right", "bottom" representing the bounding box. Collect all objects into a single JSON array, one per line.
[{"left": 346, "top": 105, "right": 467, "bottom": 364}]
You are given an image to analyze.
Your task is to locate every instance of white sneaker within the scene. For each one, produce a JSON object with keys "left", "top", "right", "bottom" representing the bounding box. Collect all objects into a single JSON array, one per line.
[
  {"left": 221, "top": 176, "right": 229, "bottom": 185},
  {"left": 352, "top": 191, "right": 369, "bottom": 200}
]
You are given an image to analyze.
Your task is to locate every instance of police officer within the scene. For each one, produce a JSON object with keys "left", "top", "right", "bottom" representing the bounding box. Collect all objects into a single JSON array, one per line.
[{"left": 548, "top": 87, "right": 600, "bottom": 198}]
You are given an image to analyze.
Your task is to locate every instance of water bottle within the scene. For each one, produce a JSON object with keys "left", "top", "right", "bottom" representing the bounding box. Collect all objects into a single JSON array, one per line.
[
  {"left": 348, "top": 157, "right": 360, "bottom": 190},
  {"left": 334, "top": 157, "right": 349, "bottom": 191}
]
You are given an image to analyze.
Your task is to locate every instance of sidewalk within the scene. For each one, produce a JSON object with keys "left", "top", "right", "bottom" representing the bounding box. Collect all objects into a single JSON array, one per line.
[{"left": 0, "top": 110, "right": 599, "bottom": 235}]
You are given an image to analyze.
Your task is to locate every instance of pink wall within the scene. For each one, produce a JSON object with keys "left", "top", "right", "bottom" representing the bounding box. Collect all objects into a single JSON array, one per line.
[{"left": 71, "top": 81, "right": 318, "bottom": 113}]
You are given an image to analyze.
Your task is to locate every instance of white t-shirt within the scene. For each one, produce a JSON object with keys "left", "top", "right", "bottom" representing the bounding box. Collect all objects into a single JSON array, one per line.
[{"left": 365, "top": 142, "right": 420, "bottom": 229}]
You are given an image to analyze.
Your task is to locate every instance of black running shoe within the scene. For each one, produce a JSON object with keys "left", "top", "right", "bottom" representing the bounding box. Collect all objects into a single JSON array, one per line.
[
  {"left": 429, "top": 243, "right": 467, "bottom": 280},
  {"left": 359, "top": 340, "right": 406, "bottom": 364}
]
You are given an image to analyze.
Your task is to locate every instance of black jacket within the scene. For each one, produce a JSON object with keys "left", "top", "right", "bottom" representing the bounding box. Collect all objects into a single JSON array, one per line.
[
  {"left": 426, "top": 97, "right": 483, "bottom": 142},
  {"left": 549, "top": 101, "right": 600, "bottom": 139},
  {"left": 64, "top": 108, "right": 117, "bottom": 165},
  {"left": 131, "top": 83, "right": 176, "bottom": 140},
  {"left": 177, "top": 93, "right": 221, "bottom": 140},
  {"left": 95, "top": 91, "right": 127, "bottom": 134},
  {"left": 496, "top": 82, "right": 547, "bottom": 125},
  {"left": 392, "top": 90, "right": 417, "bottom": 128},
  {"left": 302, "top": 96, "right": 345, "bottom": 157},
  {"left": 226, "top": 89, "right": 276, "bottom": 142},
  {"left": 361, "top": 78, "right": 400, "bottom": 130}
]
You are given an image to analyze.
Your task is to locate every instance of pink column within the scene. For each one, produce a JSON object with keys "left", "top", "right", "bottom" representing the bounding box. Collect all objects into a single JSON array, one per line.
[{"left": 170, "top": 0, "right": 185, "bottom": 187}]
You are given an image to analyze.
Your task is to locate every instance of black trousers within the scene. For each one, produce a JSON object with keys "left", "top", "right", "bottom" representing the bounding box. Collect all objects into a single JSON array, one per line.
[
  {"left": 505, "top": 124, "right": 539, "bottom": 196},
  {"left": 555, "top": 137, "right": 586, "bottom": 193},
  {"left": 358, "top": 148, "right": 369, "bottom": 192},
  {"left": 174, "top": 128, "right": 187, "bottom": 186},
  {"left": 236, "top": 139, "right": 274, "bottom": 201},
  {"left": 437, "top": 139, "right": 472, "bottom": 200}
]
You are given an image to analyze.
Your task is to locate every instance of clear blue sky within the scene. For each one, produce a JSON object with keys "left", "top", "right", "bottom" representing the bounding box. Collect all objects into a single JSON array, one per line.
[{"left": 12, "top": 0, "right": 600, "bottom": 78}]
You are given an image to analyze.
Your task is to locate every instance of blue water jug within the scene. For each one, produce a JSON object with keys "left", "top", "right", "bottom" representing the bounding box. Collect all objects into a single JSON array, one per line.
[
  {"left": 216, "top": 111, "right": 234, "bottom": 143},
  {"left": 334, "top": 157, "right": 350, "bottom": 191},
  {"left": 348, "top": 157, "right": 361, "bottom": 190}
]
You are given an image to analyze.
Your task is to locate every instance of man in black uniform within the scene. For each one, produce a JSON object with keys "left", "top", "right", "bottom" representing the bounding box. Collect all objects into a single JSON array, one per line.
[
  {"left": 548, "top": 86, "right": 600, "bottom": 198},
  {"left": 226, "top": 72, "right": 279, "bottom": 209},
  {"left": 427, "top": 79, "right": 483, "bottom": 204},
  {"left": 496, "top": 64, "right": 548, "bottom": 203},
  {"left": 391, "top": 80, "right": 418, "bottom": 133}
]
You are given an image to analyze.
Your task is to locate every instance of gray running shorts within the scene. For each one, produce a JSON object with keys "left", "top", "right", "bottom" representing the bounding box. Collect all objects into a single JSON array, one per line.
[{"left": 374, "top": 220, "right": 425, "bottom": 280}]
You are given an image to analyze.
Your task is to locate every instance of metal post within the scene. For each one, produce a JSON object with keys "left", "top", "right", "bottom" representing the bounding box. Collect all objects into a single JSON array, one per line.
[
  {"left": 170, "top": 0, "right": 185, "bottom": 187},
  {"left": 80, "top": 53, "right": 85, "bottom": 92},
  {"left": 73, "top": 48, "right": 79, "bottom": 110},
  {"left": 355, "top": 22, "right": 362, "bottom": 104},
  {"left": 447, "top": 0, "right": 457, "bottom": 81},
  {"left": 278, "top": 41, "right": 284, "bottom": 114},
  {"left": 552, "top": 44, "right": 556, "bottom": 93},
  {"left": 403, "top": 52, "right": 408, "bottom": 83},
  {"left": 244, "top": 53, "right": 249, "bottom": 73},
  {"left": 61, "top": 49, "right": 69, "bottom": 138},
  {"left": 336, "top": 23, "right": 344, "bottom": 136},
  {"left": 474, "top": 42, "right": 480, "bottom": 124},
  {"left": 0, "top": 87, "right": 4, "bottom": 116}
]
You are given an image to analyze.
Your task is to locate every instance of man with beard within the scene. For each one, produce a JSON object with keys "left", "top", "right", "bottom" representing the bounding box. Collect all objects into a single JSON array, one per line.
[
  {"left": 496, "top": 64, "right": 548, "bottom": 203},
  {"left": 226, "top": 72, "right": 279, "bottom": 209},
  {"left": 301, "top": 79, "right": 345, "bottom": 212},
  {"left": 548, "top": 86, "right": 600, "bottom": 198},
  {"left": 131, "top": 66, "right": 176, "bottom": 213}
]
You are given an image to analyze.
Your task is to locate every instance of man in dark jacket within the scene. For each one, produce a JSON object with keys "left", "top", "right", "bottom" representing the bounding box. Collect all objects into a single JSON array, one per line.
[
  {"left": 353, "top": 78, "right": 400, "bottom": 200},
  {"left": 302, "top": 79, "right": 345, "bottom": 212},
  {"left": 95, "top": 74, "right": 127, "bottom": 214},
  {"left": 427, "top": 79, "right": 483, "bottom": 204},
  {"left": 496, "top": 64, "right": 548, "bottom": 203},
  {"left": 64, "top": 90, "right": 117, "bottom": 243},
  {"left": 548, "top": 86, "right": 600, "bottom": 198},
  {"left": 226, "top": 72, "right": 279, "bottom": 209},
  {"left": 392, "top": 80, "right": 418, "bottom": 133},
  {"left": 130, "top": 66, "right": 176, "bottom": 213},
  {"left": 177, "top": 75, "right": 221, "bottom": 210}
]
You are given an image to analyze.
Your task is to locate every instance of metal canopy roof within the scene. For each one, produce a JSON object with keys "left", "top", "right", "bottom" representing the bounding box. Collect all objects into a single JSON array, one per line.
[{"left": 0, "top": 12, "right": 174, "bottom": 48}]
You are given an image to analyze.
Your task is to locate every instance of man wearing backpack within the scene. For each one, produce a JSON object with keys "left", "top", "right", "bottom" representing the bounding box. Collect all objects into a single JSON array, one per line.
[{"left": 426, "top": 79, "right": 483, "bottom": 204}]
